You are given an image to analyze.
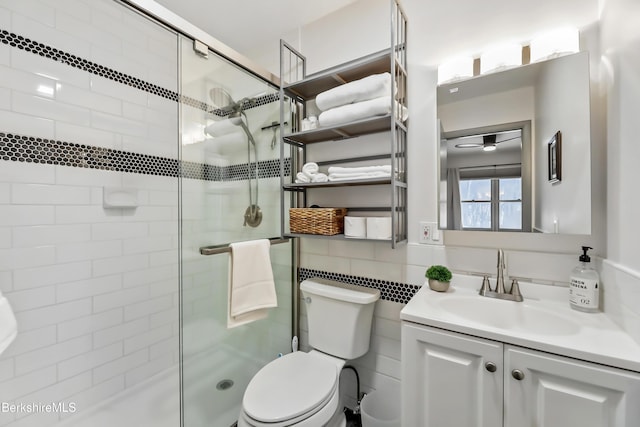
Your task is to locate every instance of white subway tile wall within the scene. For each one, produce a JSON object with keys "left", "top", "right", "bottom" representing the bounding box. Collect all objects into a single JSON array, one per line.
[{"left": 0, "top": 1, "right": 182, "bottom": 425}]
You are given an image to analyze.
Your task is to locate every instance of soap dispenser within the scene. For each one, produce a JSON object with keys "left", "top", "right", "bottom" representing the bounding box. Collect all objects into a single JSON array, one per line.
[{"left": 569, "top": 246, "right": 600, "bottom": 313}]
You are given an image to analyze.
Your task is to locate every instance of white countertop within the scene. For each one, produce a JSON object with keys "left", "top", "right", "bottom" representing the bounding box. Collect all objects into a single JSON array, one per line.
[{"left": 400, "top": 275, "right": 640, "bottom": 373}]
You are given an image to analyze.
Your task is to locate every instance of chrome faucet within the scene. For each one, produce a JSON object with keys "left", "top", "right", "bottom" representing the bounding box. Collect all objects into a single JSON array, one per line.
[{"left": 478, "top": 249, "right": 523, "bottom": 302}]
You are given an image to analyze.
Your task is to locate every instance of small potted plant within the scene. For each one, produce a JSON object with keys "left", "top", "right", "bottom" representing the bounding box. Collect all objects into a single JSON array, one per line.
[{"left": 425, "top": 265, "right": 452, "bottom": 292}]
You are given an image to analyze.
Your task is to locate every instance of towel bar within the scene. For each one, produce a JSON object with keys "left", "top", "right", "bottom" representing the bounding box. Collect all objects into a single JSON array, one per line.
[{"left": 199, "top": 237, "right": 291, "bottom": 256}]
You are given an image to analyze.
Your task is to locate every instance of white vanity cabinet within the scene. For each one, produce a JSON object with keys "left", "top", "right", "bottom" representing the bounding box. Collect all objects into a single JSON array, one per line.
[
  {"left": 402, "top": 322, "right": 640, "bottom": 427},
  {"left": 505, "top": 345, "right": 640, "bottom": 427},
  {"left": 401, "top": 323, "right": 503, "bottom": 427}
]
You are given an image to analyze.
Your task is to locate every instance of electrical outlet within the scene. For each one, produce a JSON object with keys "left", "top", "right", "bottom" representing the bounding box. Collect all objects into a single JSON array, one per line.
[
  {"left": 419, "top": 221, "right": 441, "bottom": 245},
  {"left": 419, "top": 221, "right": 431, "bottom": 243}
]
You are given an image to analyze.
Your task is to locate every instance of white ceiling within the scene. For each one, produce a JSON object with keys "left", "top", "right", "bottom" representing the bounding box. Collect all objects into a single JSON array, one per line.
[{"left": 153, "top": 0, "right": 357, "bottom": 55}]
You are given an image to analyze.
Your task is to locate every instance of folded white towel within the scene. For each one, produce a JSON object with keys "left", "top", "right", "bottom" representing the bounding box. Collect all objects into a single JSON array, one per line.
[
  {"left": 328, "top": 165, "right": 391, "bottom": 175},
  {"left": 316, "top": 72, "right": 392, "bottom": 111},
  {"left": 0, "top": 293, "right": 17, "bottom": 355},
  {"left": 328, "top": 171, "right": 392, "bottom": 181},
  {"left": 295, "top": 172, "right": 311, "bottom": 183},
  {"left": 312, "top": 173, "right": 329, "bottom": 183},
  {"left": 302, "top": 162, "right": 319, "bottom": 178},
  {"left": 227, "top": 239, "right": 277, "bottom": 329},
  {"left": 318, "top": 96, "right": 408, "bottom": 128},
  {"left": 205, "top": 118, "right": 242, "bottom": 137}
]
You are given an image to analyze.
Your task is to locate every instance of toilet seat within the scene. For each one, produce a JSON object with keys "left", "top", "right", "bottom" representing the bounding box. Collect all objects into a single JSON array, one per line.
[{"left": 241, "top": 352, "right": 340, "bottom": 426}]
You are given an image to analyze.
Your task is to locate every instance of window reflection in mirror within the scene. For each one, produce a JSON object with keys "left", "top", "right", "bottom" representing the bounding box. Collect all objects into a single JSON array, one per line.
[{"left": 437, "top": 52, "right": 591, "bottom": 234}]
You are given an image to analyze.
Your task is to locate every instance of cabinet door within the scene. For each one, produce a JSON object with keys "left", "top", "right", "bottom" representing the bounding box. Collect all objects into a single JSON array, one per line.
[
  {"left": 505, "top": 345, "right": 640, "bottom": 427},
  {"left": 401, "top": 323, "right": 503, "bottom": 427}
]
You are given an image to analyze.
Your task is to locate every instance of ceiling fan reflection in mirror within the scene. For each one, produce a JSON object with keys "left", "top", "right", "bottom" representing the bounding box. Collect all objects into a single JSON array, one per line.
[{"left": 453, "top": 129, "right": 521, "bottom": 151}]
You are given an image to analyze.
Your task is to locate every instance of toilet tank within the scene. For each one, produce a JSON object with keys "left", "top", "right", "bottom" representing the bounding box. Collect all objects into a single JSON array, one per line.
[{"left": 301, "top": 278, "right": 380, "bottom": 359}]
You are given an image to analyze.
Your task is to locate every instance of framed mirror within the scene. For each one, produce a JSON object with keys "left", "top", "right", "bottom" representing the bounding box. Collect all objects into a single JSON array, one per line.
[{"left": 437, "top": 51, "right": 591, "bottom": 234}]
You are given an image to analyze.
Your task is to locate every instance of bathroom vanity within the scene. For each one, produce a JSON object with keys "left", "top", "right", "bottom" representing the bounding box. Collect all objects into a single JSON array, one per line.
[{"left": 400, "top": 277, "right": 640, "bottom": 427}]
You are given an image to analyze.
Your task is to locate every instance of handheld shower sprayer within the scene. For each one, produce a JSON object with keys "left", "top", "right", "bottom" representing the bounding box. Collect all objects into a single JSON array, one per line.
[{"left": 208, "top": 88, "right": 262, "bottom": 227}]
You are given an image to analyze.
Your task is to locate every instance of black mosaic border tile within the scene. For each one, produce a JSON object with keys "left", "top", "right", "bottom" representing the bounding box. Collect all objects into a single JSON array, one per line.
[
  {"left": 298, "top": 268, "right": 420, "bottom": 304},
  {"left": 0, "top": 29, "right": 279, "bottom": 116},
  {"left": 0, "top": 132, "right": 290, "bottom": 181}
]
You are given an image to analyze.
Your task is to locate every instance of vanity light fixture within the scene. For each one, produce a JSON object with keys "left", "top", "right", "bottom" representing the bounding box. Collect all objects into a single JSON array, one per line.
[
  {"left": 480, "top": 43, "right": 522, "bottom": 74},
  {"left": 530, "top": 27, "right": 579, "bottom": 63},
  {"left": 437, "top": 56, "right": 474, "bottom": 84}
]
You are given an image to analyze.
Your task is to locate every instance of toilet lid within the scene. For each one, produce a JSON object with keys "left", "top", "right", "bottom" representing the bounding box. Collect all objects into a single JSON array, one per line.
[{"left": 243, "top": 352, "right": 339, "bottom": 423}]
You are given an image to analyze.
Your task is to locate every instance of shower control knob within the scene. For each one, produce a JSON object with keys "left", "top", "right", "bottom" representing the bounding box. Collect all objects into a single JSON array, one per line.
[
  {"left": 511, "top": 369, "right": 525, "bottom": 381},
  {"left": 485, "top": 362, "right": 497, "bottom": 373}
]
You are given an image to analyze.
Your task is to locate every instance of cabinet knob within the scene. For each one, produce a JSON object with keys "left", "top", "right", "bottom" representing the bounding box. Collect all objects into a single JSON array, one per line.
[
  {"left": 511, "top": 369, "right": 525, "bottom": 380},
  {"left": 485, "top": 362, "right": 497, "bottom": 373}
]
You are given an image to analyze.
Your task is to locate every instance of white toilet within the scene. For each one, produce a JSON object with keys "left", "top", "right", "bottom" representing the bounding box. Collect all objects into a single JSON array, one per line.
[{"left": 238, "top": 278, "right": 380, "bottom": 427}]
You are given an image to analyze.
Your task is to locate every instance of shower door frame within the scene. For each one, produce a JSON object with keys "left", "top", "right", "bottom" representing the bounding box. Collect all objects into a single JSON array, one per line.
[{"left": 118, "top": 1, "right": 299, "bottom": 425}]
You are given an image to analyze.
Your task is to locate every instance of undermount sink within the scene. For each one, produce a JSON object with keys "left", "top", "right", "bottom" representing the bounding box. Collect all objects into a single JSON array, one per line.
[{"left": 432, "top": 293, "right": 581, "bottom": 336}]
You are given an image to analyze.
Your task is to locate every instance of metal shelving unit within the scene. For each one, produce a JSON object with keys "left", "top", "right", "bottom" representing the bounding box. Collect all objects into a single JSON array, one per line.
[{"left": 279, "top": 0, "right": 407, "bottom": 248}]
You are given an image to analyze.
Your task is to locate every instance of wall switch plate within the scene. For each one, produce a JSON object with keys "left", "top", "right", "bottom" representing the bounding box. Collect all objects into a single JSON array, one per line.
[{"left": 419, "top": 221, "right": 442, "bottom": 245}]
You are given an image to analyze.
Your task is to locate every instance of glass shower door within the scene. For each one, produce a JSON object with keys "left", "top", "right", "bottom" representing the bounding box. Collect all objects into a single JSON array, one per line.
[{"left": 178, "top": 35, "right": 293, "bottom": 427}]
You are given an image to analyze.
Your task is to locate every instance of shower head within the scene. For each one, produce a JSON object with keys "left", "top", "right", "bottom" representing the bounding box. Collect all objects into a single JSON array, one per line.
[{"left": 209, "top": 87, "right": 235, "bottom": 111}]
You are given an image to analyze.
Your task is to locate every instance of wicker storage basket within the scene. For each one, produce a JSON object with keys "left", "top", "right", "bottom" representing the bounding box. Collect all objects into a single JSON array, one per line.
[{"left": 289, "top": 208, "right": 347, "bottom": 235}]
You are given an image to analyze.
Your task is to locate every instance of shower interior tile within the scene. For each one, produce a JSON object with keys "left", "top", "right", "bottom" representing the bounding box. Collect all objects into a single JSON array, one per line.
[
  {"left": 91, "top": 110, "right": 147, "bottom": 138},
  {"left": 4, "top": 0, "right": 55, "bottom": 28},
  {"left": 12, "top": 91, "right": 92, "bottom": 126},
  {"left": 92, "top": 348, "right": 148, "bottom": 385},
  {"left": 0, "top": 6, "right": 10, "bottom": 30},
  {"left": 92, "top": 222, "right": 148, "bottom": 241},
  {"left": 55, "top": 167, "right": 123, "bottom": 188},
  {"left": 0, "top": 205, "right": 55, "bottom": 227},
  {"left": 56, "top": 275, "right": 122, "bottom": 303},
  {"left": 40, "top": 0, "right": 91, "bottom": 22},
  {"left": 11, "top": 183, "right": 92, "bottom": 205},
  {"left": 0, "top": 182, "right": 8, "bottom": 204},
  {"left": 57, "top": 342, "right": 123, "bottom": 380},
  {"left": 11, "top": 12, "right": 91, "bottom": 58},
  {"left": 14, "top": 335, "right": 92, "bottom": 376},
  {"left": 0, "top": 325, "right": 56, "bottom": 358},
  {"left": 93, "top": 287, "right": 149, "bottom": 317},
  {"left": 11, "top": 48, "right": 92, "bottom": 89},
  {"left": 55, "top": 122, "right": 123, "bottom": 150},
  {"left": 56, "top": 240, "right": 123, "bottom": 263},
  {"left": 56, "top": 11, "right": 122, "bottom": 55},
  {"left": 0, "top": 110, "right": 55, "bottom": 139},
  {"left": 56, "top": 82, "right": 123, "bottom": 116},
  {"left": 13, "top": 260, "right": 91, "bottom": 291},
  {"left": 90, "top": 74, "right": 148, "bottom": 106},
  {"left": 0, "top": 365, "right": 57, "bottom": 403},
  {"left": 4, "top": 286, "right": 55, "bottom": 312},
  {"left": 92, "top": 317, "right": 148, "bottom": 349},
  {"left": 56, "top": 308, "right": 122, "bottom": 342},
  {"left": 0, "top": 64, "right": 57, "bottom": 98},
  {"left": 0, "top": 43, "right": 8, "bottom": 66},
  {"left": 15, "top": 298, "right": 92, "bottom": 332},
  {"left": 0, "top": 358, "right": 13, "bottom": 382},
  {"left": 0, "top": 87, "right": 8, "bottom": 109}
]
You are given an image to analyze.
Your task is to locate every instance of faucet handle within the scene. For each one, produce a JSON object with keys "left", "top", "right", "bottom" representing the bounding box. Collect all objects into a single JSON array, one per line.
[
  {"left": 479, "top": 275, "right": 492, "bottom": 295},
  {"left": 509, "top": 278, "right": 523, "bottom": 301}
]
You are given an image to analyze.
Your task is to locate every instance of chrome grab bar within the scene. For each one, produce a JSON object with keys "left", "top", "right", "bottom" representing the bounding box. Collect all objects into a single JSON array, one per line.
[{"left": 199, "top": 237, "right": 291, "bottom": 256}]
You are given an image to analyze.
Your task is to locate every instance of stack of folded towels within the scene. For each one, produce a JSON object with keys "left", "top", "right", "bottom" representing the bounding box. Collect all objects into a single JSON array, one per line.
[
  {"left": 328, "top": 165, "right": 391, "bottom": 182},
  {"left": 314, "top": 72, "right": 408, "bottom": 127},
  {"left": 295, "top": 162, "right": 329, "bottom": 183}
]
